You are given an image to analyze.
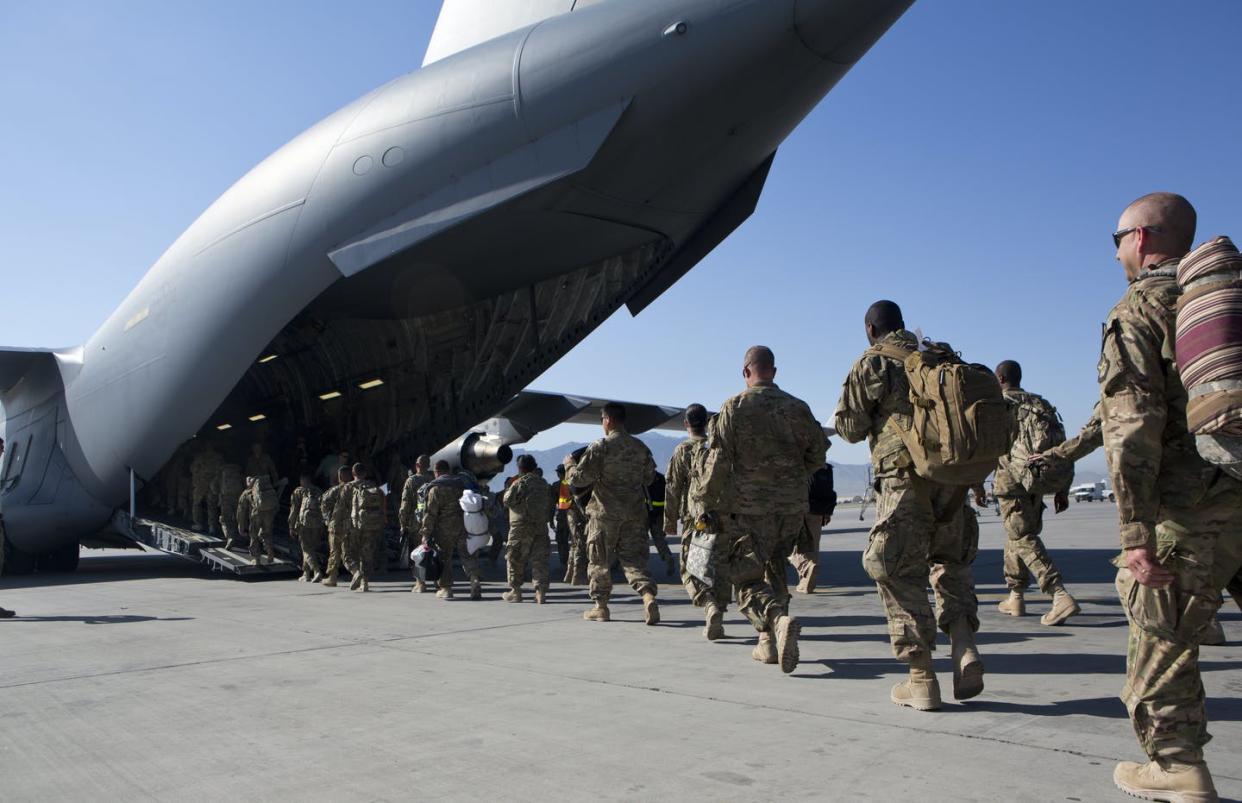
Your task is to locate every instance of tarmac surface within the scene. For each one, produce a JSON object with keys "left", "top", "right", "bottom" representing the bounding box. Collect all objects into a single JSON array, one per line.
[{"left": 1, "top": 502, "right": 1239, "bottom": 802}]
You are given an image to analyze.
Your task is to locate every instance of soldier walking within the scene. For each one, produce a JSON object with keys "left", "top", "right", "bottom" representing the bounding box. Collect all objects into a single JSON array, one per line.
[
  {"left": 288, "top": 472, "right": 326, "bottom": 583},
  {"left": 319, "top": 465, "right": 354, "bottom": 587},
  {"left": 419, "top": 461, "right": 483, "bottom": 600},
  {"left": 189, "top": 440, "right": 224, "bottom": 533},
  {"left": 217, "top": 462, "right": 245, "bottom": 550},
  {"left": 237, "top": 475, "right": 278, "bottom": 565},
  {"left": 348, "top": 464, "right": 385, "bottom": 592},
  {"left": 502, "top": 455, "right": 552, "bottom": 603}
]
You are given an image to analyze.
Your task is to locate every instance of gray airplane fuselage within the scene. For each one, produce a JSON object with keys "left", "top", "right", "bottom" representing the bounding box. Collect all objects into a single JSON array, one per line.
[{"left": 0, "top": 0, "right": 911, "bottom": 556}]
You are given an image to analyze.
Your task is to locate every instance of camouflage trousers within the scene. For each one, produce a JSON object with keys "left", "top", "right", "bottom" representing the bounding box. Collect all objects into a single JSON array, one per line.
[
  {"left": 680, "top": 525, "right": 732, "bottom": 611},
  {"left": 1115, "top": 480, "right": 1242, "bottom": 764},
  {"left": 325, "top": 524, "right": 348, "bottom": 579},
  {"left": 564, "top": 509, "right": 588, "bottom": 583},
  {"left": 506, "top": 524, "right": 550, "bottom": 590},
  {"left": 296, "top": 524, "right": 325, "bottom": 577},
  {"left": 248, "top": 510, "right": 276, "bottom": 559},
  {"left": 999, "top": 493, "right": 1063, "bottom": 594},
  {"left": 648, "top": 512, "right": 673, "bottom": 561},
  {"left": 788, "top": 514, "right": 823, "bottom": 588},
  {"left": 434, "top": 531, "right": 481, "bottom": 590},
  {"left": 191, "top": 478, "right": 218, "bottom": 532},
  {"left": 722, "top": 512, "right": 802, "bottom": 633},
  {"left": 348, "top": 525, "right": 382, "bottom": 583},
  {"left": 218, "top": 506, "right": 240, "bottom": 547},
  {"left": 587, "top": 514, "right": 655, "bottom": 604},
  {"left": 864, "top": 475, "right": 979, "bottom": 662}
]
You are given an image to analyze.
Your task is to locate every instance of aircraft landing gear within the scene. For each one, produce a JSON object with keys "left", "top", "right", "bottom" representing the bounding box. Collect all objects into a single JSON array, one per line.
[{"left": 38, "top": 543, "right": 81, "bottom": 573}]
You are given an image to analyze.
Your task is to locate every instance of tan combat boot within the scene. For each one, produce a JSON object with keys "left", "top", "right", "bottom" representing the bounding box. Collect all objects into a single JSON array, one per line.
[
  {"left": 299, "top": 568, "right": 312, "bottom": 583},
  {"left": 1113, "top": 759, "right": 1218, "bottom": 803},
  {"left": 704, "top": 603, "right": 724, "bottom": 641},
  {"left": 1041, "top": 587, "right": 1081, "bottom": 626},
  {"left": 534, "top": 585, "right": 547, "bottom": 605},
  {"left": 1202, "top": 616, "right": 1226, "bottom": 646},
  {"left": 891, "top": 653, "right": 942, "bottom": 711},
  {"left": 322, "top": 575, "right": 337, "bottom": 588},
  {"left": 502, "top": 587, "right": 524, "bottom": 603},
  {"left": 412, "top": 580, "right": 427, "bottom": 594},
  {"left": 949, "top": 619, "right": 985, "bottom": 700},
  {"left": 752, "top": 632, "right": 777, "bottom": 664},
  {"left": 436, "top": 586, "right": 453, "bottom": 600},
  {"left": 349, "top": 574, "right": 363, "bottom": 591},
  {"left": 998, "top": 589, "right": 1025, "bottom": 616},
  {"left": 774, "top": 615, "right": 801, "bottom": 674},
  {"left": 358, "top": 580, "right": 370, "bottom": 593},
  {"left": 583, "top": 603, "right": 610, "bottom": 622},
  {"left": 311, "top": 571, "right": 324, "bottom": 584},
  {"left": 642, "top": 591, "right": 660, "bottom": 626}
]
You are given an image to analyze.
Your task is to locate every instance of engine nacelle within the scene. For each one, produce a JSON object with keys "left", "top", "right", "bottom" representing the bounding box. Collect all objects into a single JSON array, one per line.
[{"left": 431, "top": 431, "right": 513, "bottom": 481}]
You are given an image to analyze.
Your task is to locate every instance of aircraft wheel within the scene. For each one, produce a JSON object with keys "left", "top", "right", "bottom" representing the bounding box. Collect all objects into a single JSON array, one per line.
[
  {"left": 38, "top": 543, "right": 81, "bottom": 573},
  {"left": 3, "top": 539, "right": 38, "bottom": 575}
]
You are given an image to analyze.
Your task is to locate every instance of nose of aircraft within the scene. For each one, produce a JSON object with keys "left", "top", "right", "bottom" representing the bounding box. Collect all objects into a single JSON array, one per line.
[{"left": 793, "top": 0, "right": 915, "bottom": 64}]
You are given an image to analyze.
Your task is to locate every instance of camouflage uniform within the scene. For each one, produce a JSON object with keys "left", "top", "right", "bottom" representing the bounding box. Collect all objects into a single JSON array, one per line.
[
  {"left": 503, "top": 472, "right": 552, "bottom": 595},
  {"left": 349, "top": 479, "right": 385, "bottom": 588},
  {"left": 1098, "top": 259, "right": 1242, "bottom": 764},
  {"left": 288, "top": 484, "right": 325, "bottom": 580},
  {"left": 246, "top": 449, "right": 279, "bottom": 488},
  {"left": 667, "top": 434, "right": 729, "bottom": 611},
  {"left": 996, "top": 388, "right": 1072, "bottom": 594},
  {"left": 216, "top": 463, "right": 246, "bottom": 549},
  {"left": 788, "top": 514, "right": 824, "bottom": 592},
  {"left": 419, "top": 479, "right": 480, "bottom": 593},
  {"left": 237, "top": 476, "right": 277, "bottom": 562},
  {"left": 564, "top": 492, "right": 589, "bottom": 585},
  {"left": 189, "top": 444, "right": 224, "bottom": 533},
  {"left": 567, "top": 430, "right": 657, "bottom": 606},
  {"left": 320, "top": 481, "right": 353, "bottom": 582},
  {"left": 703, "top": 382, "right": 827, "bottom": 634},
  {"left": 1049, "top": 406, "right": 1103, "bottom": 464},
  {"left": 834, "top": 329, "right": 980, "bottom": 662},
  {"left": 398, "top": 470, "right": 433, "bottom": 534}
]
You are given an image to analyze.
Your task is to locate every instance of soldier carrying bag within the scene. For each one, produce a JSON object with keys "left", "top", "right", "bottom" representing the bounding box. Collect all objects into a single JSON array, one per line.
[
  {"left": 1003, "top": 393, "right": 1072, "bottom": 497},
  {"left": 353, "top": 485, "right": 386, "bottom": 530},
  {"left": 870, "top": 339, "right": 1014, "bottom": 487}
]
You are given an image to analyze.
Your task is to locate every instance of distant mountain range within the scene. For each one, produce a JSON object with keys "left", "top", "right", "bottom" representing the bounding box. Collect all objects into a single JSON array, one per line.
[{"left": 494, "top": 433, "right": 1109, "bottom": 499}]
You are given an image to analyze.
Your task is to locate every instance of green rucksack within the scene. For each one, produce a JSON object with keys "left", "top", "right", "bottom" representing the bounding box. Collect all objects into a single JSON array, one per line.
[
  {"left": 1003, "top": 392, "right": 1072, "bottom": 496},
  {"left": 871, "top": 339, "right": 1014, "bottom": 486},
  {"left": 353, "top": 483, "right": 386, "bottom": 530}
]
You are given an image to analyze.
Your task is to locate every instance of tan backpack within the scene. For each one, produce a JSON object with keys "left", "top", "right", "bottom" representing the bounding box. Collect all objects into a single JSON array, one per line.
[{"left": 871, "top": 339, "right": 1014, "bottom": 486}]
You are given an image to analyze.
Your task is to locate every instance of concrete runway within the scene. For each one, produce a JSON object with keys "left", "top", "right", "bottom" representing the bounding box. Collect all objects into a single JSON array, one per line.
[{"left": 1, "top": 502, "right": 1239, "bottom": 802}]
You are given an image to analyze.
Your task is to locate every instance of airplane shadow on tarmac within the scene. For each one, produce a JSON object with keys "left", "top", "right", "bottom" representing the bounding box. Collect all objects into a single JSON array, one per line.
[{"left": 0, "top": 615, "right": 194, "bottom": 625}]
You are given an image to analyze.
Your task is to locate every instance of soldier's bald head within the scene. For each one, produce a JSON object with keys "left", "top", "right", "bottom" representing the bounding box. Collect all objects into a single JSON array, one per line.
[
  {"left": 1120, "top": 192, "right": 1197, "bottom": 255},
  {"left": 742, "top": 346, "right": 776, "bottom": 386},
  {"left": 995, "top": 360, "right": 1022, "bottom": 388}
]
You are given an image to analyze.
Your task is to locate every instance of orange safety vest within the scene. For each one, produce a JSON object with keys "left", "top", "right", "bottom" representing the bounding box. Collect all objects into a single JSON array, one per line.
[{"left": 557, "top": 481, "right": 572, "bottom": 510}]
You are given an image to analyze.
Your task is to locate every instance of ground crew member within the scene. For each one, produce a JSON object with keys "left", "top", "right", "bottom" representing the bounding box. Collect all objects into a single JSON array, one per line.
[
  {"left": 348, "top": 464, "right": 385, "bottom": 592},
  {"left": 646, "top": 471, "right": 677, "bottom": 578},
  {"left": 419, "top": 460, "right": 482, "bottom": 600},
  {"left": 834, "top": 301, "right": 985, "bottom": 708},
  {"left": 237, "top": 475, "right": 277, "bottom": 565},
  {"left": 700, "top": 347, "right": 824, "bottom": 673},
  {"left": 665, "top": 403, "right": 729, "bottom": 639},
  {"left": 189, "top": 440, "right": 224, "bottom": 533},
  {"left": 566, "top": 402, "right": 659, "bottom": 625},
  {"left": 288, "top": 472, "right": 326, "bottom": 583},
  {"left": 319, "top": 465, "right": 354, "bottom": 587},
  {"left": 246, "top": 442, "right": 279, "bottom": 488},
  {"left": 217, "top": 462, "right": 245, "bottom": 551},
  {"left": 991, "top": 360, "right": 1080, "bottom": 625},
  {"left": 553, "top": 464, "right": 573, "bottom": 576},
  {"left": 1099, "top": 193, "right": 1242, "bottom": 802},
  {"left": 502, "top": 455, "right": 551, "bottom": 603}
]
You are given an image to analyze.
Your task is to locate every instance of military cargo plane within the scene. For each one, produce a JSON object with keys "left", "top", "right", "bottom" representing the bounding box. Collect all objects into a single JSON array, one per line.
[{"left": 0, "top": 0, "right": 911, "bottom": 572}]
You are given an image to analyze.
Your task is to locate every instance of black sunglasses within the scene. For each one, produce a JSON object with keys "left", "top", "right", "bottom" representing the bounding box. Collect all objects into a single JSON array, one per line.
[{"left": 1113, "top": 225, "right": 1162, "bottom": 249}]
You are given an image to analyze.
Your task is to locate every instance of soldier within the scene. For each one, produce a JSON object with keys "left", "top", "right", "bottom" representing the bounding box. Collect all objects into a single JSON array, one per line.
[
  {"left": 834, "top": 301, "right": 986, "bottom": 709},
  {"left": 237, "top": 475, "right": 278, "bottom": 565},
  {"left": 217, "top": 462, "right": 246, "bottom": 551},
  {"left": 1099, "top": 193, "right": 1242, "bottom": 801},
  {"left": 665, "top": 403, "right": 730, "bottom": 639},
  {"left": 501, "top": 455, "right": 551, "bottom": 603},
  {"left": 399, "top": 454, "right": 434, "bottom": 592},
  {"left": 189, "top": 440, "right": 224, "bottom": 533},
  {"left": 699, "top": 347, "right": 824, "bottom": 673},
  {"left": 991, "top": 360, "right": 1080, "bottom": 625},
  {"left": 552, "top": 464, "right": 573, "bottom": 576},
  {"left": 246, "top": 442, "right": 279, "bottom": 488},
  {"left": 565, "top": 403, "right": 659, "bottom": 625},
  {"left": 161, "top": 447, "right": 187, "bottom": 517},
  {"left": 563, "top": 464, "right": 590, "bottom": 586},
  {"left": 288, "top": 472, "right": 326, "bottom": 582},
  {"left": 348, "top": 464, "right": 385, "bottom": 592},
  {"left": 646, "top": 471, "right": 677, "bottom": 578},
  {"left": 788, "top": 514, "right": 825, "bottom": 594},
  {"left": 319, "top": 465, "right": 354, "bottom": 587},
  {"left": 419, "top": 460, "right": 482, "bottom": 600}
]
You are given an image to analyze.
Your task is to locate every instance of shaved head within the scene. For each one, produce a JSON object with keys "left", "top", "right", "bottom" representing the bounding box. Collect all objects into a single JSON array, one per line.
[
  {"left": 743, "top": 346, "right": 775, "bottom": 371},
  {"left": 864, "top": 300, "right": 904, "bottom": 344},
  {"left": 995, "top": 360, "right": 1022, "bottom": 388},
  {"left": 1120, "top": 192, "right": 1197, "bottom": 254}
]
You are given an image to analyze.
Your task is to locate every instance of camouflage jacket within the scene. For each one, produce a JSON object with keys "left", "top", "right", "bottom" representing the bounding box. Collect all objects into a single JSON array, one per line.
[
  {"left": 709, "top": 382, "right": 826, "bottom": 515},
  {"left": 503, "top": 472, "right": 550, "bottom": 530},
  {"left": 567, "top": 429, "right": 655, "bottom": 521},
  {"left": 398, "top": 471, "right": 433, "bottom": 533},
  {"left": 190, "top": 447, "right": 224, "bottom": 489},
  {"left": 994, "top": 388, "right": 1071, "bottom": 497},
  {"left": 320, "top": 481, "right": 352, "bottom": 533},
  {"left": 834, "top": 330, "right": 919, "bottom": 480},
  {"left": 419, "top": 481, "right": 466, "bottom": 544},
  {"left": 1048, "top": 405, "right": 1103, "bottom": 464},
  {"left": 246, "top": 452, "right": 279, "bottom": 486},
  {"left": 1099, "top": 260, "right": 1224, "bottom": 548},
  {"left": 664, "top": 434, "right": 704, "bottom": 531},
  {"left": 218, "top": 464, "right": 245, "bottom": 506},
  {"left": 288, "top": 485, "right": 324, "bottom": 535}
]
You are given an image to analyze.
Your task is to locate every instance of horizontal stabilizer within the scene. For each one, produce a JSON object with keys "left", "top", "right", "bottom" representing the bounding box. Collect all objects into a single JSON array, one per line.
[{"left": 0, "top": 347, "right": 61, "bottom": 395}]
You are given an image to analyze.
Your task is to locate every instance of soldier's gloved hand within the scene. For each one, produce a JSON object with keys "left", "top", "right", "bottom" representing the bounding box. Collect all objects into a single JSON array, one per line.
[
  {"left": 1053, "top": 491, "right": 1069, "bottom": 514},
  {"left": 1124, "top": 546, "right": 1174, "bottom": 589}
]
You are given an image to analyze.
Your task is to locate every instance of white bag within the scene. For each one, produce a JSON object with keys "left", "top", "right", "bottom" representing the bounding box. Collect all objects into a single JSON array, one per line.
[{"left": 459, "top": 490, "right": 490, "bottom": 536}]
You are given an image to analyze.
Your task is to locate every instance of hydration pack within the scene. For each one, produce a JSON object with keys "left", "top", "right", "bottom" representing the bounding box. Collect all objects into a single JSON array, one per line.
[{"left": 1004, "top": 392, "right": 1071, "bottom": 496}]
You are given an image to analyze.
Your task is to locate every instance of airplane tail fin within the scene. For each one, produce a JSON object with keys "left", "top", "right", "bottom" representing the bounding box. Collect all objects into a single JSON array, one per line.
[{"left": 423, "top": 0, "right": 587, "bottom": 66}]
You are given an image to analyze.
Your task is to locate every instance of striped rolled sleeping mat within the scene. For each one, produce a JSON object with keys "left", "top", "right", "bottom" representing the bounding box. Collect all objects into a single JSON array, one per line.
[{"left": 1176, "top": 235, "right": 1242, "bottom": 479}]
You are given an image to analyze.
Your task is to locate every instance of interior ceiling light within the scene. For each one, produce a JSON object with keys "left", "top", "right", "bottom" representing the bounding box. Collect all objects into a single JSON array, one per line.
[
  {"left": 319, "top": 390, "right": 342, "bottom": 401},
  {"left": 358, "top": 378, "right": 384, "bottom": 390},
  {"left": 258, "top": 354, "right": 278, "bottom": 364},
  {"left": 248, "top": 414, "right": 267, "bottom": 422},
  {"left": 215, "top": 423, "right": 233, "bottom": 431}
]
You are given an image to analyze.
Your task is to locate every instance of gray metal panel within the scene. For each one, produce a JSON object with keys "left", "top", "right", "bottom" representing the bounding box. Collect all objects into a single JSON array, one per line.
[{"left": 422, "top": 0, "right": 576, "bottom": 66}]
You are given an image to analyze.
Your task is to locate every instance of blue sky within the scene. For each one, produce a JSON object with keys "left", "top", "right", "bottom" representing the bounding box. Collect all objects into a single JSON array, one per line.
[{"left": 2, "top": 1, "right": 1240, "bottom": 467}]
